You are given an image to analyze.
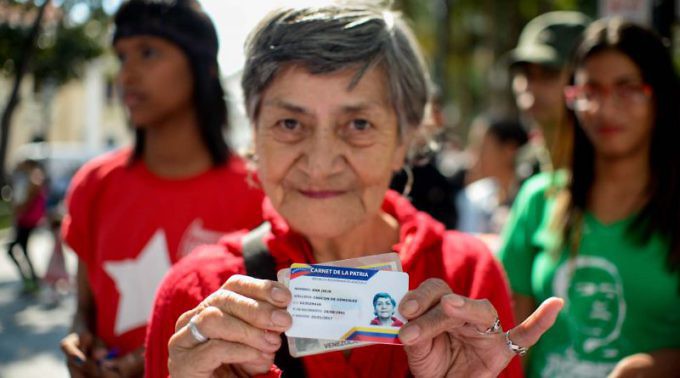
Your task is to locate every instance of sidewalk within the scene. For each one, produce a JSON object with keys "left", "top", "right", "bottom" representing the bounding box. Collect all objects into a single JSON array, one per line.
[{"left": 0, "top": 227, "right": 77, "bottom": 378}]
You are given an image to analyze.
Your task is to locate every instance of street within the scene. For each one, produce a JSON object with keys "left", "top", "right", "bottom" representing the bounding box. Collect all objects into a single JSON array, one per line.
[{"left": 0, "top": 228, "right": 77, "bottom": 378}]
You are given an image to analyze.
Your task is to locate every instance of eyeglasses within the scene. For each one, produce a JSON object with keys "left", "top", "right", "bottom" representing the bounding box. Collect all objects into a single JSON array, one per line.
[{"left": 564, "top": 83, "right": 652, "bottom": 111}]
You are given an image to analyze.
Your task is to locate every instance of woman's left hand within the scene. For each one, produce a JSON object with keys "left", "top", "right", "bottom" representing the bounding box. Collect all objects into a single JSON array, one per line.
[{"left": 398, "top": 278, "right": 563, "bottom": 378}]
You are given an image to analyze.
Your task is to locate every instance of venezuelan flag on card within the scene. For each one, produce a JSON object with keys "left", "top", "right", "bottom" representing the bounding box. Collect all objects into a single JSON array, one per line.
[{"left": 285, "top": 263, "right": 409, "bottom": 344}]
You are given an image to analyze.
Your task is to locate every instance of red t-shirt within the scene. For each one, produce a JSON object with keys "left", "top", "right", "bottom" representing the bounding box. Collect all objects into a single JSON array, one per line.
[
  {"left": 61, "top": 148, "right": 264, "bottom": 355},
  {"left": 145, "top": 191, "right": 522, "bottom": 378}
]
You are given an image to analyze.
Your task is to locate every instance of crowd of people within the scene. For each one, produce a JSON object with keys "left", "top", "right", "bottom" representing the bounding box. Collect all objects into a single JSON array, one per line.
[{"left": 2, "top": 0, "right": 677, "bottom": 377}]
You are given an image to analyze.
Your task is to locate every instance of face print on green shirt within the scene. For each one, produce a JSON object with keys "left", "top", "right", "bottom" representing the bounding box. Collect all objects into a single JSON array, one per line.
[
  {"left": 554, "top": 256, "right": 626, "bottom": 358},
  {"left": 498, "top": 172, "right": 680, "bottom": 378}
]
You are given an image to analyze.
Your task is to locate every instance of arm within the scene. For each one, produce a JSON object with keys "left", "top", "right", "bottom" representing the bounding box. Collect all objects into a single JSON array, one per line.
[
  {"left": 60, "top": 161, "right": 145, "bottom": 376},
  {"left": 60, "top": 261, "right": 105, "bottom": 376},
  {"left": 608, "top": 349, "right": 680, "bottom": 378},
  {"left": 73, "top": 261, "right": 95, "bottom": 334},
  {"left": 63, "top": 256, "right": 145, "bottom": 378}
]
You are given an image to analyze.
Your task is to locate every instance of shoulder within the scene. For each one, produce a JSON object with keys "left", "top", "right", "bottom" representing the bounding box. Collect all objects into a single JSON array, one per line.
[
  {"left": 64, "top": 148, "right": 133, "bottom": 212},
  {"left": 515, "top": 171, "right": 566, "bottom": 204},
  {"left": 69, "top": 148, "right": 132, "bottom": 189}
]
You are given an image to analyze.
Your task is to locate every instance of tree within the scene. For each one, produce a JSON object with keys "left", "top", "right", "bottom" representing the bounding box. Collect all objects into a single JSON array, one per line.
[{"left": 0, "top": 0, "right": 108, "bottom": 185}]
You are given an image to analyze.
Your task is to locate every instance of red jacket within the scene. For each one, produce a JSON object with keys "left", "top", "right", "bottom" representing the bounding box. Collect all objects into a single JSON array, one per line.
[{"left": 145, "top": 191, "right": 522, "bottom": 378}]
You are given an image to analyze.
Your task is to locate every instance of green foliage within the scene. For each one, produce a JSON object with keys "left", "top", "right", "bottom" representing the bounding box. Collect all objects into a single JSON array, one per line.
[
  {"left": 32, "top": 21, "right": 104, "bottom": 87},
  {"left": 0, "top": 0, "right": 109, "bottom": 87}
]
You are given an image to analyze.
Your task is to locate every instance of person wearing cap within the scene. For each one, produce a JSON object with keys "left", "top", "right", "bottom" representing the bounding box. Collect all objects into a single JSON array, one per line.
[
  {"left": 508, "top": 11, "right": 590, "bottom": 172},
  {"left": 58, "top": 0, "right": 264, "bottom": 376}
]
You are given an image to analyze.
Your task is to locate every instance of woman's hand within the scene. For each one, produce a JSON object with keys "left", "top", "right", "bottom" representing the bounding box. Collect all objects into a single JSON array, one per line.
[
  {"left": 168, "top": 275, "right": 292, "bottom": 378},
  {"left": 60, "top": 330, "right": 108, "bottom": 377},
  {"left": 398, "top": 278, "right": 564, "bottom": 378}
]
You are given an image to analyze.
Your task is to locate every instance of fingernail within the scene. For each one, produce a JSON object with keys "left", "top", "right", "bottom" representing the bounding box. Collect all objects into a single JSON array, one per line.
[
  {"left": 264, "top": 331, "right": 280, "bottom": 345},
  {"left": 399, "top": 324, "right": 421, "bottom": 343},
  {"left": 401, "top": 300, "right": 419, "bottom": 316},
  {"left": 271, "top": 287, "right": 287, "bottom": 303},
  {"left": 271, "top": 310, "right": 290, "bottom": 327},
  {"left": 73, "top": 357, "right": 84, "bottom": 366},
  {"left": 447, "top": 294, "right": 465, "bottom": 307}
]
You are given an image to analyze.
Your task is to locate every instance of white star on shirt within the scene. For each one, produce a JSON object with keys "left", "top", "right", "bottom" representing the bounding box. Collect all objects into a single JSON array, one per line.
[{"left": 104, "top": 229, "right": 172, "bottom": 335}]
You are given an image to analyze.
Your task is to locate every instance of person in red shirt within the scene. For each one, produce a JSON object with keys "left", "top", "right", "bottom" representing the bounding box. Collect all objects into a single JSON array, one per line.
[
  {"left": 147, "top": 4, "right": 563, "bottom": 378},
  {"left": 58, "top": 0, "right": 263, "bottom": 376}
]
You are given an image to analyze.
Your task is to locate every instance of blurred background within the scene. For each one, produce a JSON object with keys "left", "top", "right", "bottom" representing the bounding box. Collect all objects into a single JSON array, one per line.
[{"left": 0, "top": 0, "right": 677, "bottom": 376}]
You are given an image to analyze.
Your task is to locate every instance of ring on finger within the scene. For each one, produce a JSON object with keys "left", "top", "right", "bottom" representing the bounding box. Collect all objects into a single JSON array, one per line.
[
  {"left": 478, "top": 317, "right": 502, "bottom": 335},
  {"left": 505, "top": 330, "right": 528, "bottom": 356},
  {"left": 188, "top": 315, "right": 209, "bottom": 344}
]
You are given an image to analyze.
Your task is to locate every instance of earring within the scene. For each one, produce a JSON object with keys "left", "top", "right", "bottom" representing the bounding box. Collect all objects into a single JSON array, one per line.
[{"left": 401, "top": 165, "right": 414, "bottom": 198}]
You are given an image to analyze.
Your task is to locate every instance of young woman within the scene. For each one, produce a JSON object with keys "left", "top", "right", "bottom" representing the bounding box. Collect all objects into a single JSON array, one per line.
[
  {"left": 499, "top": 19, "right": 680, "bottom": 377},
  {"left": 59, "top": 1, "right": 263, "bottom": 376}
]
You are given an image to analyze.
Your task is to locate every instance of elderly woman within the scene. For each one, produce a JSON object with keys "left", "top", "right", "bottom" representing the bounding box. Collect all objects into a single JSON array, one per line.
[{"left": 145, "top": 4, "right": 563, "bottom": 377}]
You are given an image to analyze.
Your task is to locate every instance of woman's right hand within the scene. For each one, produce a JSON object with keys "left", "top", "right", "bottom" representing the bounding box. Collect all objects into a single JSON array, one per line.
[
  {"left": 60, "top": 331, "right": 108, "bottom": 377},
  {"left": 168, "top": 275, "right": 292, "bottom": 378}
]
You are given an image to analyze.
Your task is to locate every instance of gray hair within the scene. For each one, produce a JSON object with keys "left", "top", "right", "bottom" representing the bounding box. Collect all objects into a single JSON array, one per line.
[{"left": 241, "top": 3, "right": 430, "bottom": 136}]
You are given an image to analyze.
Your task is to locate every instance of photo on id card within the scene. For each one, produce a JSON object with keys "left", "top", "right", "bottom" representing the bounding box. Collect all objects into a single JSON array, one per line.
[{"left": 285, "top": 263, "right": 409, "bottom": 344}]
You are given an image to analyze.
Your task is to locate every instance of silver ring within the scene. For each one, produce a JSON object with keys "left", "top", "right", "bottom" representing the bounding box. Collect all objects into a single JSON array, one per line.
[
  {"left": 188, "top": 315, "right": 209, "bottom": 344},
  {"left": 505, "top": 330, "right": 528, "bottom": 356},
  {"left": 479, "top": 317, "right": 502, "bottom": 335}
]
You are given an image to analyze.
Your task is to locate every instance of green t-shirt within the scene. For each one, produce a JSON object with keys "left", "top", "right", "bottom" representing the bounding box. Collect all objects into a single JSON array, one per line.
[{"left": 498, "top": 172, "right": 680, "bottom": 378}]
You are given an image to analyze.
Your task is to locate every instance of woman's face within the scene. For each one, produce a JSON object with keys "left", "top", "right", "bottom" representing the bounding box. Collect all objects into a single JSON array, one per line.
[
  {"left": 573, "top": 50, "right": 655, "bottom": 160},
  {"left": 114, "top": 36, "right": 194, "bottom": 128},
  {"left": 375, "top": 297, "right": 395, "bottom": 320},
  {"left": 255, "top": 65, "right": 406, "bottom": 240}
]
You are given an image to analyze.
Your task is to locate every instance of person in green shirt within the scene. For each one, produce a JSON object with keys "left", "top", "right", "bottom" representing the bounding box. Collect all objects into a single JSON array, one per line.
[{"left": 498, "top": 18, "right": 680, "bottom": 378}]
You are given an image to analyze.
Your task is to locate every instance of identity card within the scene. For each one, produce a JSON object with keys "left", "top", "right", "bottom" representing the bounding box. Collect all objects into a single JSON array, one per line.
[
  {"left": 278, "top": 253, "right": 402, "bottom": 356},
  {"left": 278, "top": 253, "right": 403, "bottom": 356},
  {"left": 285, "top": 263, "right": 409, "bottom": 344}
]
